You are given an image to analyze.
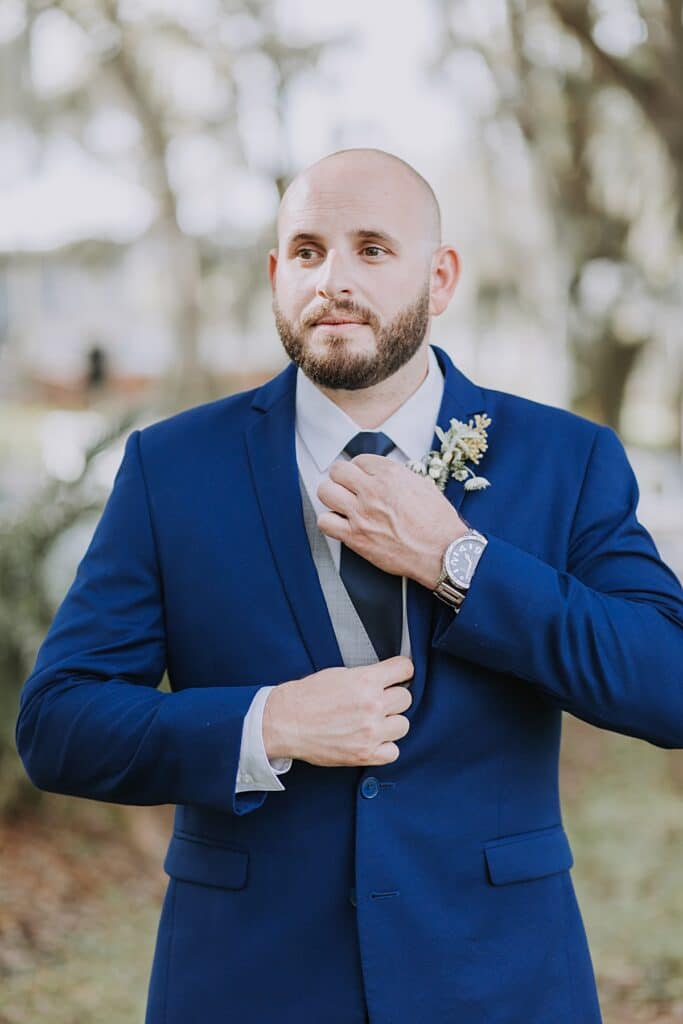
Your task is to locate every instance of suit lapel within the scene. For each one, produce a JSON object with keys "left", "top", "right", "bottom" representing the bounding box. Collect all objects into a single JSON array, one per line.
[
  {"left": 404, "top": 345, "right": 490, "bottom": 718},
  {"left": 246, "top": 362, "right": 343, "bottom": 672}
]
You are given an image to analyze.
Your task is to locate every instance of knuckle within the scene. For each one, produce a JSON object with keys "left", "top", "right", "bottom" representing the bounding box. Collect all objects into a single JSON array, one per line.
[
  {"left": 356, "top": 723, "right": 380, "bottom": 757},
  {"left": 357, "top": 488, "right": 376, "bottom": 514},
  {"left": 349, "top": 519, "right": 370, "bottom": 550},
  {"left": 354, "top": 520, "right": 371, "bottom": 543},
  {"left": 357, "top": 741, "right": 377, "bottom": 764},
  {"left": 365, "top": 695, "right": 383, "bottom": 717}
]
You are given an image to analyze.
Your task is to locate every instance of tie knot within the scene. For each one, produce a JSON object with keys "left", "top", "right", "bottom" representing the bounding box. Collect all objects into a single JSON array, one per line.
[{"left": 343, "top": 431, "right": 395, "bottom": 459}]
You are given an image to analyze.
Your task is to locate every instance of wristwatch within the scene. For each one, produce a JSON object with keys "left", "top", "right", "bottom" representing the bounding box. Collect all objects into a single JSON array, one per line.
[{"left": 432, "top": 528, "right": 488, "bottom": 613}]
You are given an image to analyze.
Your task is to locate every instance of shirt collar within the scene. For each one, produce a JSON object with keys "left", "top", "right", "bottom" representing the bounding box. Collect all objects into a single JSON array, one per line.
[{"left": 295, "top": 345, "right": 444, "bottom": 472}]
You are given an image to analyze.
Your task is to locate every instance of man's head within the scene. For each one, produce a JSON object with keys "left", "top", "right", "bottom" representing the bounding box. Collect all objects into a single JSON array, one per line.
[{"left": 268, "top": 148, "right": 460, "bottom": 391}]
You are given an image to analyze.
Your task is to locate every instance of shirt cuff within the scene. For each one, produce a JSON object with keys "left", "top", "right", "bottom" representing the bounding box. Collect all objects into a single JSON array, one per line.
[{"left": 235, "top": 686, "right": 293, "bottom": 793}]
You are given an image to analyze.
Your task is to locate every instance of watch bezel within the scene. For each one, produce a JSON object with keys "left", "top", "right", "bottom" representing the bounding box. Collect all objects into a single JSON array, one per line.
[{"left": 442, "top": 530, "right": 487, "bottom": 590}]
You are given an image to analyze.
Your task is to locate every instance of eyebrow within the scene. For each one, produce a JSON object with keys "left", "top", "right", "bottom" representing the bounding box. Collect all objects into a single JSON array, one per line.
[{"left": 286, "top": 229, "right": 401, "bottom": 251}]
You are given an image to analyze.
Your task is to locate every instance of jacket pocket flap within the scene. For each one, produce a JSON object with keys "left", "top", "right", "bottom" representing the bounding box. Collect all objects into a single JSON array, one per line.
[
  {"left": 164, "top": 832, "right": 249, "bottom": 890},
  {"left": 484, "top": 824, "right": 573, "bottom": 885}
]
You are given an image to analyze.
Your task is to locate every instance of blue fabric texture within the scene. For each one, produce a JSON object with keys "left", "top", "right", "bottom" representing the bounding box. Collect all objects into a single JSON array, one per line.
[{"left": 15, "top": 344, "right": 683, "bottom": 1024}]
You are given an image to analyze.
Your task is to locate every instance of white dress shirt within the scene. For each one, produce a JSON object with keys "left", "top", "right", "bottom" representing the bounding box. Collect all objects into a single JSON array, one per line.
[{"left": 235, "top": 345, "right": 445, "bottom": 793}]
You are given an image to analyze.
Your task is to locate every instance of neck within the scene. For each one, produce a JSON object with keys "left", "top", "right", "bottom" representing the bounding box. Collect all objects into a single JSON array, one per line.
[{"left": 315, "top": 343, "right": 431, "bottom": 429}]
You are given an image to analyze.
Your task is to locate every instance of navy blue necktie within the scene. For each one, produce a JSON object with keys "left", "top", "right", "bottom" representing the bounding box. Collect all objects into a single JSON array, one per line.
[{"left": 339, "top": 431, "right": 403, "bottom": 661}]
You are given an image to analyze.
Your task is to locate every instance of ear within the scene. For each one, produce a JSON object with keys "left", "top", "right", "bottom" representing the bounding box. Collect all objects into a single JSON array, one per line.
[
  {"left": 429, "top": 247, "right": 461, "bottom": 317},
  {"left": 268, "top": 249, "right": 278, "bottom": 293}
]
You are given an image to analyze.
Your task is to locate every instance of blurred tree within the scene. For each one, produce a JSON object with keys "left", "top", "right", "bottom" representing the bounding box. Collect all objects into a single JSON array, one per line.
[
  {"left": 431, "top": 0, "right": 683, "bottom": 441},
  {"left": 546, "top": 0, "right": 683, "bottom": 435},
  {"left": 14, "top": 0, "right": 337, "bottom": 408},
  {"left": 551, "top": 0, "right": 683, "bottom": 229},
  {"left": 0, "top": 413, "right": 137, "bottom": 814}
]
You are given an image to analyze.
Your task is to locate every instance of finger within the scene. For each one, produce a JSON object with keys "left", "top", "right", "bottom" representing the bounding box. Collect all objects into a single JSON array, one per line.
[
  {"left": 317, "top": 478, "right": 356, "bottom": 516},
  {"left": 351, "top": 453, "right": 396, "bottom": 476},
  {"left": 328, "top": 459, "right": 366, "bottom": 492},
  {"left": 316, "top": 510, "right": 352, "bottom": 543},
  {"left": 375, "top": 656, "right": 414, "bottom": 686},
  {"left": 385, "top": 685, "right": 413, "bottom": 714},
  {"left": 372, "top": 741, "right": 400, "bottom": 765},
  {"left": 383, "top": 714, "right": 410, "bottom": 743}
]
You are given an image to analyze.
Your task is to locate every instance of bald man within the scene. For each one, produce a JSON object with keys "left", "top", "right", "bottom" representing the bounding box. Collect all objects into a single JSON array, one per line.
[{"left": 17, "top": 148, "right": 683, "bottom": 1024}]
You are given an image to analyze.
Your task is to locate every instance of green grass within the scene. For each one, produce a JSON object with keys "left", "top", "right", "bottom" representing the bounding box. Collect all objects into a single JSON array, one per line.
[
  {"left": 0, "top": 897, "right": 159, "bottom": 1024},
  {"left": 562, "top": 718, "right": 683, "bottom": 1017}
]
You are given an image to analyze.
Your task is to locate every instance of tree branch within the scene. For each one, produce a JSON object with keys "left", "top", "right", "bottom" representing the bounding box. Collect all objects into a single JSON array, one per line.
[
  {"left": 664, "top": 0, "right": 683, "bottom": 93},
  {"left": 549, "top": 0, "right": 661, "bottom": 108}
]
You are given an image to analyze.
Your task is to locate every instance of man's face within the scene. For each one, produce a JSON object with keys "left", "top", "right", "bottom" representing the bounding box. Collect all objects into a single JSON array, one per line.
[{"left": 269, "top": 158, "right": 435, "bottom": 391}]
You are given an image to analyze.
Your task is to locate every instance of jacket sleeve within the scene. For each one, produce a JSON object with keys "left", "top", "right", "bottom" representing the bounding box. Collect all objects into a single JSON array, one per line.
[
  {"left": 431, "top": 425, "right": 683, "bottom": 748},
  {"left": 15, "top": 430, "right": 269, "bottom": 816}
]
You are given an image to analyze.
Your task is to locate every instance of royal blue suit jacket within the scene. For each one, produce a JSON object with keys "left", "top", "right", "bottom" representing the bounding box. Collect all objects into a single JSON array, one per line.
[{"left": 16, "top": 344, "right": 683, "bottom": 1023}]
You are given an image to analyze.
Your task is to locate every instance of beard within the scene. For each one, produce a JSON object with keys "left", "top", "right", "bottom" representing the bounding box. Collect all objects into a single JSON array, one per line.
[{"left": 273, "top": 281, "right": 431, "bottom": 391}]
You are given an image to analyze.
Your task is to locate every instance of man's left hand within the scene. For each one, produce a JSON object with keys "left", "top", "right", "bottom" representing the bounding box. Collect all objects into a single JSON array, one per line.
[{"left": 316, "top": 454, "right": 467, "bottom": 590}]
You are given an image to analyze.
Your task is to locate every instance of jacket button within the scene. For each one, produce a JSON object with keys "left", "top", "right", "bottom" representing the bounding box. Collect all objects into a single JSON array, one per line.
[{"left": 361, "top": 776, "right": 379, "bottom": 799}]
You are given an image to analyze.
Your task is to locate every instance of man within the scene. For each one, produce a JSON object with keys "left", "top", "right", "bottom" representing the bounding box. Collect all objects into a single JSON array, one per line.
[{"left": 16, "top": 148, "right": 683, "bottom": 1024}]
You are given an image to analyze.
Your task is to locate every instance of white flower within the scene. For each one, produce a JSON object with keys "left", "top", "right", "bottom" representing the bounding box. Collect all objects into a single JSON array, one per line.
[{"left": 464, "top": 476, "right": 491, "bottom": 491}]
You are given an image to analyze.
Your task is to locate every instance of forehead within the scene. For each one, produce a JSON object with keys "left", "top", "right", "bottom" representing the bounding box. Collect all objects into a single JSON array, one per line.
[{"left": 278, "top": 160, "right": 428, "bottom": 246}]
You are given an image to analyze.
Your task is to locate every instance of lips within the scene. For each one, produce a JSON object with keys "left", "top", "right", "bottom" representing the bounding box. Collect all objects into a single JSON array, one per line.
[{"left": 316, "top": 318, "right": 366, "bottom": 325}]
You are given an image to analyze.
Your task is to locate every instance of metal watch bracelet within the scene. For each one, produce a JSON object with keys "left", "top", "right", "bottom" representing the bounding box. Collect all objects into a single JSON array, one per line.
[{"left": 432, "top": 576, "right": 467, "bottom": 611}]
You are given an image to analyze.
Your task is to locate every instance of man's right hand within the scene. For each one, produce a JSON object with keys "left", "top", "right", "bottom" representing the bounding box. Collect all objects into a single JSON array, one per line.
[{"left": 262, "top": 656, "right": 414, "bottom": 767}]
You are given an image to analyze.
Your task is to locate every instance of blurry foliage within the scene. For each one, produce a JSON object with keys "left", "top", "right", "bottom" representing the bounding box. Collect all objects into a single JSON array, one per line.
[
  {"left": 432, "top": 0, "right": 683, "bottom": 438},
  {"left": 0, "top": 411, "right": 138, "bottom": 814},
  {"left": 13, "top": 0, "right": 337, "bottom": 408},
  {"left": 5, "top": 0, "right": 680, "bottom": 433}
]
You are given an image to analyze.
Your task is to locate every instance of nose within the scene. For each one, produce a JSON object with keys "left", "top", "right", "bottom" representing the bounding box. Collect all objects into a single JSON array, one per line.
[{"left": 315, "top": 249, "right": 352, "bottom": 301}]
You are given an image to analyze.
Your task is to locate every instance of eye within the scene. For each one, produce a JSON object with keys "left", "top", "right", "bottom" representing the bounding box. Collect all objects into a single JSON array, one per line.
[
  {"left": 296, "top": 248, "right": 319, "bottom": 261},
  {"left": 363, "top": 246, "right": 386, "bottom": 257}
]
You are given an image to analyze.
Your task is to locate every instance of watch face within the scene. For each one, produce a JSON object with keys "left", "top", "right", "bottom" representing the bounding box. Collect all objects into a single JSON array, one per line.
[{"left": 446, "top": 538, "right": 485, "bottom": 587}]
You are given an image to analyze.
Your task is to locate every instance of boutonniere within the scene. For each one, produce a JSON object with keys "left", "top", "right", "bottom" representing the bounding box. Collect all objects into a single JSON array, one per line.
[{"left": 406, "top": 413, "right": 492, "bottom": 493}]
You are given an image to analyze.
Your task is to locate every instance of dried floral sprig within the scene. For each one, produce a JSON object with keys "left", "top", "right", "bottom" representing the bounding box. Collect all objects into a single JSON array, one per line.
[{"left": 406, "top": 413, "right": 492, "bottom": 493}]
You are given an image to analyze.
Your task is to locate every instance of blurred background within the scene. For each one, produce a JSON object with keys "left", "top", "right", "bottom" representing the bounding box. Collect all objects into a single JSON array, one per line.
[{"left": 0, "top": 0, "right": 682, "bottom": 1021}]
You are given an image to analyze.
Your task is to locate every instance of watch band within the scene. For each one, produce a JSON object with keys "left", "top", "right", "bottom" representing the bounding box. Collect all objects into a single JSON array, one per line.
[{"left": 432, "top": 576, "right": 467, "bottom": 611}]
